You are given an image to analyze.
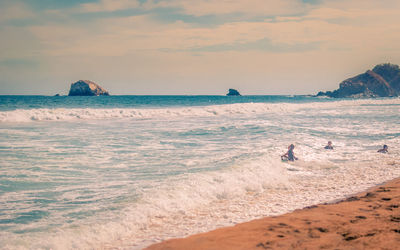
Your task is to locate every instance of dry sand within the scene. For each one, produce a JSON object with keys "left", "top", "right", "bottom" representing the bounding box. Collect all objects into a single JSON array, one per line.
[{"left": 146, "top": 178, "right": 400, "bottom": 250}]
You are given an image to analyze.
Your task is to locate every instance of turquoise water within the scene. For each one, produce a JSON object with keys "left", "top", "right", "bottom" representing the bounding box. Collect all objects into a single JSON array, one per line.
[
  {"left": 0, "top": 96, "right": 399, "bottom": 249},
  {"left": 0, "top": 95, "right": 323, "bottom": 111}
]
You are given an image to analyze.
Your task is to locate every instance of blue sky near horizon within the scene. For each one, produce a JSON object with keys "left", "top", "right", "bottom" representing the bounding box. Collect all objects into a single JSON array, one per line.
[{"left": 0, "top": 0, "right": 400, "bottom": 95}]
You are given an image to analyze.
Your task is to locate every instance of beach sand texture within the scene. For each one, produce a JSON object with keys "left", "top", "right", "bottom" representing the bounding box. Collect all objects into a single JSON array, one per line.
[{"left": 146, "top": 178, "right": 400, "bottom": 250}]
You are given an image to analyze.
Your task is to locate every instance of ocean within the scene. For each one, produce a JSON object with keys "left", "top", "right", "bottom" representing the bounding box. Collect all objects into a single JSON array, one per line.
[{"left": 0, "top": 95, "right": 399, "bottom": 249}]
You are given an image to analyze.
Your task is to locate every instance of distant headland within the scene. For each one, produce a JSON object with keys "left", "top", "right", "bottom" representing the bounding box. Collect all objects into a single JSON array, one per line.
[
  {"left": 68, "top": 80, "right": 110, "bottom": 96},
  {"left": 317, "top": 63, "right": 400, "bottom": 98}
]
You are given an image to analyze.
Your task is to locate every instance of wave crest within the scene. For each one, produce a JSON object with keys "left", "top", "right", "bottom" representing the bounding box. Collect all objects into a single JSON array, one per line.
[{"left": 1, "top": 98, "right": 399, "bottom": 122}]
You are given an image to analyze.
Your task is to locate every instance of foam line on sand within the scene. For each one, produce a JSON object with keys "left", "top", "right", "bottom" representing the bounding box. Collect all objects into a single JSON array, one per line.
[{"left": 146, "top": 177, "right": 400, "bottom": 250}]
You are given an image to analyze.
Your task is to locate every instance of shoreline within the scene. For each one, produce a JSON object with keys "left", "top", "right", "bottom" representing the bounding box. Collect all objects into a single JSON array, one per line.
[{"left": 146, "top": 177, "right": 400, "bottom": 249}]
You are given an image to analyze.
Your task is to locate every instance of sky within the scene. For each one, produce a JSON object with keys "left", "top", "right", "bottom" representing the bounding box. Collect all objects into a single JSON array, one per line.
[{"left": 0, "top": 0, "right": 400, "bottom": 95}]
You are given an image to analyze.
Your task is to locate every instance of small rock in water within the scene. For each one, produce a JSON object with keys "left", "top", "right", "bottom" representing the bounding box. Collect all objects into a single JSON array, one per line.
[{"left": 226, "top": 88, "right": 241, "bottom": 96}]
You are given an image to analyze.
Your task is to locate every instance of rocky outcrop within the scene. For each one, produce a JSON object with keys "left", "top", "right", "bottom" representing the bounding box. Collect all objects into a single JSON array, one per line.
[
  {"left": 68, "top": 80, "right": 110, "bottom": 96},
  {"left": 317, "top": 63, "right": 400, "bottom": 98},
  {"left": 227, "top": 89, "right": 241, "bottom": 96}
]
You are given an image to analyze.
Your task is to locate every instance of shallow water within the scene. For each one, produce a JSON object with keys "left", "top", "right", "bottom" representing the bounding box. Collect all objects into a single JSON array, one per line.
[{"left": 0, "top": 96, "right": 399, "bottom": 249}]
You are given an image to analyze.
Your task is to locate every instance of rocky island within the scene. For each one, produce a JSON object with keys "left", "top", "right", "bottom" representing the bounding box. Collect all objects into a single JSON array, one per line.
[
  {"left": 317, "top": 63, "right": 400, "bottom": 98},
  {"left": 226, "top": 88, "right": 241, "bottom": 96},
  {"left": 68, "top": 80, "right": 110, "bottom": 96}
]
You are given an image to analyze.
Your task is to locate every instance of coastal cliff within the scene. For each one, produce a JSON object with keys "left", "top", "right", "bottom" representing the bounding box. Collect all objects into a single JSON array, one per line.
[
  {"left": 68, "top": 80, "right": 110, "bottom": 96},
  {"left": 317, "top": 63, "right": 400, "bottom": 98}
]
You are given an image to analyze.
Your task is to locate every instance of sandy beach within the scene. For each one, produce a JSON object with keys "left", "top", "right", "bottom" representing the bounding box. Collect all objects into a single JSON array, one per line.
[{"left": 146, "top": 177, "right": 400, "bottom": 250}]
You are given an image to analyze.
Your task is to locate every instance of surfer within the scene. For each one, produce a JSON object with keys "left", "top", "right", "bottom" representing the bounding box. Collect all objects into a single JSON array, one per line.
[
  {"left": 377, "top": 145, "right": 388, "bottom": 153},
  {"left": 281, "top": 144, "right": 298, "bottom": 161},
  {"left": 324, "top": 141, "right": 333, "bottom": 150}
]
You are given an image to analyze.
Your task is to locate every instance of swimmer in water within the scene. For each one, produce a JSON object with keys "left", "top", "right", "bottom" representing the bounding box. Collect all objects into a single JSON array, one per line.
[
  {"left": 324, "top": 141, "right": 333, "bottom": 150},
  {"left": 377, "top": 145, "right": 388, "bottom": 153},
  {"left": 281, "top": 144, "right": 298, "bottom": 161}
]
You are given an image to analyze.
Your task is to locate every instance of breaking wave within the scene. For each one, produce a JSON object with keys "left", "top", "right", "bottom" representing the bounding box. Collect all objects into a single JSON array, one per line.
[{"left": 1, "top": 98, "right": 399, "bottom": 122}]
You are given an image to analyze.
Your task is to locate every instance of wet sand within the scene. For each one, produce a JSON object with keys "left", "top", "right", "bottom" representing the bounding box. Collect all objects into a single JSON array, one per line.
[{"left": 146, "top": 178, "right": 400, "bottom": 250}]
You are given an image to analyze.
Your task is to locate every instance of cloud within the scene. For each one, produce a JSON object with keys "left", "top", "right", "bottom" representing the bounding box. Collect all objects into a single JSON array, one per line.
[
  {"left": 145, "top": 0, "right": 308, "bottom": 17},
  {"left": 24, "top": 0, "right": 98, "bottom": 10},
  {"left": 0, "top": 1, "right": 35, "bottom": 22},
  {"left": 1, "top": 0, "right": 400, "bottom": 94},
  {"left": 62, "top": 0, "right": 315, "bottom": 26},
  {"left": 162, "top": 38, "right": 320, "bottom": 53},
  {"left": 167, "top": 0, "right": 305, "bottom": 16},
  {"left": 67, "top": 0, "right": 313, "bottom": 18},
  {"left": 79, "top": 0, "right": 140, "bottom": 13},
  {"left": 21, "top": 0, "right": 400, "bottom": 58}
]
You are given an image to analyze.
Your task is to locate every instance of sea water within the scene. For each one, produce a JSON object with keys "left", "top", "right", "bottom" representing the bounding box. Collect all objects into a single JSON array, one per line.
[{"left": 0, "top": 95, "right": 399, "bottom": 249}]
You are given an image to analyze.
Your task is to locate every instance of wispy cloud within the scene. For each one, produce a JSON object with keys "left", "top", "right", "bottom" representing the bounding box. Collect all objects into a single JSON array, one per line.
[
  {"left": 161, "top": 38, "right": 320, "bottom": 53},
  {"left": 1, "top": 0, "right": 400, "bottom": 94},
  {"left": 145, "top": 0, "right": 309, "bottom": 17},
  {"left": 78, "top": 0, "right": 140, "bottom": 13},
  {"left": 0, "top": 1, "right": 35, "bottom": 22},
  {"left": 3, "top": 0, "right": 400, "bottom": 56}
]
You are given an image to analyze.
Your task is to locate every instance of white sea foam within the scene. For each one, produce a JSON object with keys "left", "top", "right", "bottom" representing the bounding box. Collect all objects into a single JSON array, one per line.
[
  {"left": 0, "top": 98, "right": 399, "bottom": 122},
  {"left": 1, "top": 97, "right": 400, "bottom": 249},
  {"left": 3, "top": 152, "right": 399, "bottom": 250},
  {"left": 1, "top": 155, "right": 288, "bottom": 249}
]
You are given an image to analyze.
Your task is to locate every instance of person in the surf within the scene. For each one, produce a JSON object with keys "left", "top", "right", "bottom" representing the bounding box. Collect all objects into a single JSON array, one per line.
[
  {"left": 281, "top": 144, "right": 298, "bottom": 161},
  {"left": 377, "top": 144, "right": 388, "bottom": 153},
  {"left": 324, "top": 141, "right": 333, "bottom": 150}
]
